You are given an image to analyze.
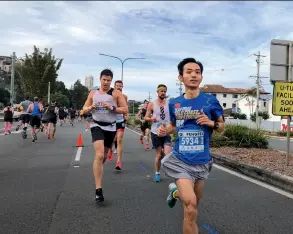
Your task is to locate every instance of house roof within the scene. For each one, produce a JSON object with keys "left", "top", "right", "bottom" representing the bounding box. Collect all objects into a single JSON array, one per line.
[{"left": 200, "top": 84, "right": 270, "bottom": 94}]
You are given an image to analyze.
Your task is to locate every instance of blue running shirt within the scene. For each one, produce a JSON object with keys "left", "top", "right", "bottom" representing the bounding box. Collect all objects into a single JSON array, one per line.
[{"left": 169, "top": 91, "right": 224, "bottom": 165}]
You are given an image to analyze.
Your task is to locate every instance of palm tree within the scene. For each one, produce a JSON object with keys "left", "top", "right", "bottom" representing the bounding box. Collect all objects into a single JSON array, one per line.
[{"left": 244, "top": 87, "right": 257, "bottom": 116}]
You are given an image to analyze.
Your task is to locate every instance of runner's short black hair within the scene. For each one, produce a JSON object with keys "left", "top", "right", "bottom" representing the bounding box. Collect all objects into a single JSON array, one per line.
[
  {"left": 177, "top": 58, "right": 204, "bottom": 75},
  {"left": 157, "top": 84, "right": 167, "bottom": 90},
  {"left": 100, "top": 69, "right": 113, "bottom": 78},
  {"left": 34, "top": 96, "right": 38, "bottom": 102},
  {"left": 115, "top": 80, "right": 123, "bottom": 85}
]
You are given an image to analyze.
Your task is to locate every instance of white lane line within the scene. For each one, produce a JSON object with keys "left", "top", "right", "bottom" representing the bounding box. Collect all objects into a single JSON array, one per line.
[
  {"left": 75, "top": 147, "right": 83, "bottom": 162},
  {"left": 126, "top": 127, "right": 293, "bottom": 199},
  {"left": 213, "top": 164, "right": 293, "bottom": 200}
]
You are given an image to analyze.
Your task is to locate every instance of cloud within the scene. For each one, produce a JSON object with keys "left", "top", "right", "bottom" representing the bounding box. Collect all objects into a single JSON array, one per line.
[{"left": 1, "top": 1, "right": 293, "bottom": 100}]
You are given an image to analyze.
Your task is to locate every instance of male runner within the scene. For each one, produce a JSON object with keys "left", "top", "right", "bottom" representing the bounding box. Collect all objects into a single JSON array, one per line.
[
  {"left": 58, "top": 106, "right": 65, "bottom": 126},
  {"left": 27, "top": 97, "right": 44, "bottom": 143},
  {"left": 46, "top": 101, "right": 58, "bottom": 139},
  {"left": 110, "top": 80, "right": 128, "bottom": 170},
  {"left": 82, "top": 69, "right": 128, "bottom": 202},
  {"left": 145, "top": 84, "right": 172, "bottom": 182},
  {"left": 158, "top": 58, "right": 224, "bottom": 234},
  {"left": 16, "top": 96, "right": 32, "bottom": 138},
  {"left": 69, "top": 107, "right": 75, "bottom": 126},
  {"left": 135, "top": 100, "right": 151, "bottom": 149}
]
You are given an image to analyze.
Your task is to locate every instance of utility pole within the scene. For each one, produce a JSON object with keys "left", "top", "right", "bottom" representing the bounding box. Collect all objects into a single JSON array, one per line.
[
  {"left": 48, "top": 82, "right": 51, "bottom": 103},
  {"left": 10, "top": 52, "right": 16, "bottom": 104},
  {"left": 176, "top": 81, "right": 183, "bottom": 95},
  {"left": 253, "top": 51, "right": 266, "bottom": 129},
  {"left": 148, "top": 92, "right": 152, "bottom": 102}
]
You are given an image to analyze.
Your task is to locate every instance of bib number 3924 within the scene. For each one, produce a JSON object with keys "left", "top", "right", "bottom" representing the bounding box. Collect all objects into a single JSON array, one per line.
[{"left": 178, "top": 130, "right": 204, "bottom": 153}]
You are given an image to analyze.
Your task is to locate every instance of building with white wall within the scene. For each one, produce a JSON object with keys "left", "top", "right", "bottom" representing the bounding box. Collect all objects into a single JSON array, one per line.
[
  {"left": 201, "top": 84, "right": 271, "bottom": 110},
  {"left": 0, "top": 56, "right": 12, "bottom": 74},
  {"left": 84, "top": 75, "right": 94, "bottom": 90}
]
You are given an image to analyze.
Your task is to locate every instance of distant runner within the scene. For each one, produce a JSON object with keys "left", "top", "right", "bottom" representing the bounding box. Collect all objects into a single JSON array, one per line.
[
  {"left": 158, "top": 58, "right": 225, "bottom": 234},
  {"left": 136, "top": 100, "right": 151, "bottom": 150},
  {"left": 27, "top": 97, "right": 44, "bottom": 143},
  {"left": 82, "top": 69, "right": 128, "bottom": 202},
  {"left": 16, "top": 96, "right": 32, "bottom": 138},
  {"left": 3, "top": 102, "right": 14, "bottom": 135}
]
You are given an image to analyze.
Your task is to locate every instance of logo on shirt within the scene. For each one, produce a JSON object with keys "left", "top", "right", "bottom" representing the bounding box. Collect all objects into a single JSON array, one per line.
[{"left": 174, "top": 106, "right": 200, "bottom": 120}]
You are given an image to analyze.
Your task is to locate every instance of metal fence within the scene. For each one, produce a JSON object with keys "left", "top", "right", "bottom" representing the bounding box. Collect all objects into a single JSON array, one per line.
[{"left": 225, "top": 119, "right": 281, "bottom": 132}]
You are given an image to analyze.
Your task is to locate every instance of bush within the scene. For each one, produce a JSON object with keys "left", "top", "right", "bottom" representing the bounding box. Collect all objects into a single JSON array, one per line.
[
  {"left": 231, "top": 113, "right": 247, "bottom": 120},
  {"left": 211, "top": 124, "right": 268, "bottom": 148},
  {"left": 127, "top": 116, "right": 141, "bottom": 126}
]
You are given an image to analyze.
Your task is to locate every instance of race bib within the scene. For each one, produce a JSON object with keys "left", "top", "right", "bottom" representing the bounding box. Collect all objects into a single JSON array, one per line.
[
  {"left": 117, "top": 114, "right": 124, "bottom": 121},
  {"left": 178, "top": 130, "right": 204, "bottom": 153},
  {"left": 95, "top": 102, "right": 109, "bottom": 114}
]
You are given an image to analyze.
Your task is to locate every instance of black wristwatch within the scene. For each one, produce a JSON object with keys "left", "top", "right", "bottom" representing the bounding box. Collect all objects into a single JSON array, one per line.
[
  {"left": 112, "top": 106, "right": 116, "bottom": 112},
  {"left": 213, "top": 121, "right": 219, "bottom": 130}
]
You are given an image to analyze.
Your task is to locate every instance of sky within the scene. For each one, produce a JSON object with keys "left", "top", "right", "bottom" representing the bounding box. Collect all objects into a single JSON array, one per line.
[{"left": 1, "top": 1, "right": 293, "bottom": 101}]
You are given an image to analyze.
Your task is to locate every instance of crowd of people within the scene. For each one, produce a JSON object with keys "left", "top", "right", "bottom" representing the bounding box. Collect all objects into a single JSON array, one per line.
[
  {"left": 3, "top": 57, "right": 225, "bottom": 234},
  {"left": 81, "top": 57, "right": 225, "bottom": 234}
]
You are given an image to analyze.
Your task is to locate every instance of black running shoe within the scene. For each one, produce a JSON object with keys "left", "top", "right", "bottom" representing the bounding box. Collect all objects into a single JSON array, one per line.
[{"left": 95, "top": 188, "right": 104, "bottom": 202}]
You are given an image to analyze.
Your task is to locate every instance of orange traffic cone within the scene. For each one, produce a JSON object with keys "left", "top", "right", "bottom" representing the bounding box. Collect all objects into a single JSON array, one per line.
[{"left": 75, "top": 133, "right": 84, "bottom": 147}]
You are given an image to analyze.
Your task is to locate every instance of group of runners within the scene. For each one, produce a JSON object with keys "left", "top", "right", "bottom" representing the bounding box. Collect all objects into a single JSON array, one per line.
[
  {"left": 2, "top": 97, "right": 88, "bottom": 141},
  {"left": 82, "top": 57, "right": 225, "bottom": 234}
]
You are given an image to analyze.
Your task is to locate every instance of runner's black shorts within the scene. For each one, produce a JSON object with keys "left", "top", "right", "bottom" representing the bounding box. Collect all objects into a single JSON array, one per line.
[
  {"left": 19, "top": 114, "right": 30, "bottom": 124},
  {"left": 30, "top": 115, "right": 41, "bottom": 128},
  {"left": 151, "top": 132, "right": 172, "bottom": 149},
  {"left": 48, "top": 116, "right": 57, "bottom": 125},
  {"left": 141, "top": 123, "right": 150, "bottom": 132},
  {"left": 59, "top": 115, "right": 65, "bottom": 120},
  {"left": 91, "top": 126, "right": 116, "bottom": 148},
  {"left": 116, "top": 120, "right": 125, "bottom": 131}
]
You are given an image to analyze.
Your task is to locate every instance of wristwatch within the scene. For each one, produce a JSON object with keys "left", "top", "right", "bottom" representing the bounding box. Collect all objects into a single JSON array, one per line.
[
  {"left": 213, "top": 121, "right": 219, "bottom": 130},
  {"left": 111, "top": 106, "right": 116, "bottom": 112}
]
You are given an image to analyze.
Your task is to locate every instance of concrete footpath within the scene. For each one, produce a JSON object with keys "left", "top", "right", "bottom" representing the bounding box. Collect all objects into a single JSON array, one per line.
[{"left": 1, "top": 123, "right": 293, "bottom": 234}]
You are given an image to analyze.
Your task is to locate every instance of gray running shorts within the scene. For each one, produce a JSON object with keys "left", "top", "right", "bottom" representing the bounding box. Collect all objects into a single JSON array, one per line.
[{"left": 161, "top": 152, "right": 213, "bottom": 183}]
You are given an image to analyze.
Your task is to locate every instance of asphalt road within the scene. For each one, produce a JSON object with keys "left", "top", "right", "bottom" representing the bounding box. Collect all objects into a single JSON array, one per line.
[
  {"left": 268, "top": 137, "right": 293, "bottom": 152},
  {"left": 1, "top": 122, "right": 293, "bottom": 234}
]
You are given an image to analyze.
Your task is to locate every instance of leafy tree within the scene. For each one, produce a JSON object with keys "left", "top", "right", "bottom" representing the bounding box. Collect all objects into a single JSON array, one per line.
[
  {"left": 16, "top": 45, "right": 63, "bottom": 99},
  {"left": 44, "top": 92, "right": 69, "bottom": 107},
  {"left": 70, "top": 79, "right": 89, "bottom": 109},
  {"left": 250, "top": 111, "right": 270, "bottom": 122},
  {"left": 0, "top": 88, "right": 10, "bottom": 105}
]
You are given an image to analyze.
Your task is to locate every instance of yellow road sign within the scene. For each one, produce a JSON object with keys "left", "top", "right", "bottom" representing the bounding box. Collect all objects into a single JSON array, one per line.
[{"left": 273, "top": 82, "right": 293, "bottom": 115}]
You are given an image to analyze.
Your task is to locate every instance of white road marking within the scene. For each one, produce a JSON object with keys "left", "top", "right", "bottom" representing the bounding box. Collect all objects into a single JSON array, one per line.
[
  {"left": 126, "top": 127, "right": 293, "bottom": 199},
  {"left": 75, "top": 147, "right": 83, "bottom": 162}
]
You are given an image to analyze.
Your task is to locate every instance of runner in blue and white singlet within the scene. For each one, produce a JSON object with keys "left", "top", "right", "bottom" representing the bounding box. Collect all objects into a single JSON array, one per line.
[
  {"left": 82, "top": 69, "right": 128, "bottom": 203},
  {"left": 157, "top": 58, "right": 225, "bottom": 233}
]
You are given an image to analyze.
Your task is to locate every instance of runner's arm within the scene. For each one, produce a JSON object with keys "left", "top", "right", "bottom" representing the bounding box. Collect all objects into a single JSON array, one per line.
[
  {"left": 165, "top": 101, "right": 176, "bottom": 135},
  {"left": 144, "top": 103, "right": 153, "bottom": 122},
  {"left": 27, "top": 104, "right": 32, "bottom": 113},
  {"left": 114, "top": 90, "right": 128, "bottom": 114},
  {"left": 82, "top": 90, "right": 95, "bottom": 114},
  {"left": 135, "top": 109, "right": 143, "bottom": 121},
  {"left": 123, "top": 94, "right": 128, "bottom": 120}
]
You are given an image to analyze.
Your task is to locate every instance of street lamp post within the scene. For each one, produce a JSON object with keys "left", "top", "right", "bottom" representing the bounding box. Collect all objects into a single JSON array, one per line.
[{"left": 99, "top": 53, "right": 145, "bottom": 82}]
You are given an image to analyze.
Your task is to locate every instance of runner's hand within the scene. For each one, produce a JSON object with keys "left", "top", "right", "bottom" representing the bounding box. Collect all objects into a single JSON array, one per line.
[
  {"left": 91, "top": 102, "right": 99, "bottom": 110},
  {"left": 102, "top": 102, "right": 112, "bottom": 110},
  {"left": 151, "top": 117, "right": 157, "bottom": 123},
  {"left": 196, "top": 110, "right": 214, "bottom": 127},
  {"left": 157, "top": 123, "right": 167, "bottom": 136}
]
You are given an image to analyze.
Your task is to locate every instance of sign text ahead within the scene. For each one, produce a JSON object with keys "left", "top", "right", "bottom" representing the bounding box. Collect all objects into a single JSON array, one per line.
[{"left": 273, "top": 82, "right": 293, "bottom": 115}]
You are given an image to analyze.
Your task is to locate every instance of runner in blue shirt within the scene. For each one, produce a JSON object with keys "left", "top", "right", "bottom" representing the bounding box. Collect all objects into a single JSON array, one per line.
[{"left": 158, "top": 58, "right": 225, "bottom": 234}]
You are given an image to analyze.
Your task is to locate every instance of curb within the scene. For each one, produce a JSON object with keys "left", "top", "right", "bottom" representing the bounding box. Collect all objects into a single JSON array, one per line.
[
  {"left": 127, "top": 124, "right": 293, "bottom": 193},
  {"left": 211, "top": 153, "right": 293, "bottom": 193}
]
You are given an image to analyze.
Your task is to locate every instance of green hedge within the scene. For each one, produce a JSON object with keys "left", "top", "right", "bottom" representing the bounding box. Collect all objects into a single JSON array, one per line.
[{"left": 211, "top": 124, "right": 268, "bottom": 148}]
